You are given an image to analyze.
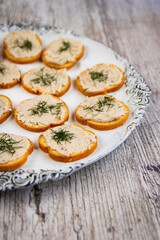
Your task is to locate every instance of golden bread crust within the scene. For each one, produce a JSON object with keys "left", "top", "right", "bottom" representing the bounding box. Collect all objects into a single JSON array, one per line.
[
  {"left": 0, "top": 95, "right": 12, "bottom": 124},
  {"left": 38, "top": 124, "right": 97, "bottom": 162},
  {"left": 76, "top": 64, "right": 125, "bottom": 96},
  {"left": 21, "top": 69, "right": 71, "bottom": 97},
  {"left": 3, "top": 33, "right": 42, "bottom": 64},
  {"left": 14, "top": 96, "right": 69, "bottom": 132},
  {"left": 0, "top": 139, "right": 33, "bottom": 171},
  {"left": 75, "top": 96, "right": 129, "bottom": 130},
  {"left": 42, "top": 45, "right": 84, "bottom": 69}
]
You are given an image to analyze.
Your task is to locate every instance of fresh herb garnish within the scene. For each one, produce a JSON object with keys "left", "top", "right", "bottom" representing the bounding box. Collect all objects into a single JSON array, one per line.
[
  {"left": 59, "top": 41, "right": 70, "bottom": 52},
  {"left": 83, "top": 96, "right": 115, "bottom": 114},
  {"left": 28, "top": 101, "right": 63, "bottom": 116},
  {"left": 0, "top": 63, "right": 6, "bottom": 74},
  {"left": 89, "top": 71, "right": 108, "bottom": 82},
  {"left": 0, "top": 134, "right": 22, "bottom": 155},
  {"left": 31, "top": 68, "right": 57, "bottom": 86},
  {"left": 51, "top": 128, "right": 75, "bottom": 144},
  {"left": 14, "top": 39, "right": 32, "bottom": 50}
]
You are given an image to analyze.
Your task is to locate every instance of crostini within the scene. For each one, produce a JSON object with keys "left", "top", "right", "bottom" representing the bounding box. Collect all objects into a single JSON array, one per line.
[
  {"left": 14, "top": 94, "right": 69, "bottom": 132},
  {"left": 0, "top": 133, "right": 33, "bottom": 171},
  {"left": 0, "top": 95, "right": 12, "bottom": 124},
  {"left": 3, "top": 30, "right": 42, "bottom": 64},
  {"left": 42, "top": 37, "right": 84, "bottom": 69},
  {"left": 38, "top": 123, "right": 97, "bottom": 162},
  {"left": 76, "top": 64, "right": 125, "bottom": 96},
  {"left": 75, "top": 94, "right": 129, "bottom": 130}
]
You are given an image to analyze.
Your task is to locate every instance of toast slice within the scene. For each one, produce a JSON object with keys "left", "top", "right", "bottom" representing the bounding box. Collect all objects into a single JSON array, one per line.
[
  {"left": 14, "top": 94, "right": 69, "bottom": 132},
  {"left": 3, "top": 30, "right": 42, "bottom": 64},
  {"left": 21, "top": 66, "right": 71, "bottom": 97},
  {"left": 76, "top": 64, "right": 125, "bottom": 96},
  {"left": 0, "top": 133, "right": 33, "bottom": 171},
  {"left": 75, "top": 95, "right": 129, "bottom": 130},
  {"left": 42, "top": 37, "right": 84, "bottom": 69},
  {"left": 0, "top": 95, "right": 12, "bottom": 124},
  {"left": 38, "top": 123, "right": 97, "bottom": 162},
  {"left": 0, "top": 61, "right": 21, "bottom": 88}
]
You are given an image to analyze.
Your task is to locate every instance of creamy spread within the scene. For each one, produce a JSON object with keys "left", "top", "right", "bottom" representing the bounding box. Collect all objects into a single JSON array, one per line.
[
  {"left": 76, "top": 95, "right": 126, "bottom": 123},
  {"left": 79, "top": 64, "right": 123, "bottom": 92},
  {"left": 43, "top": 123, "right": 96, "bottom": 156},
  {"left": 43, "top": 37, "right": 83, "bottom": 65},
  {"left": 0, "top": 134, "right": 30, "bottom": 164},
  {"left": 23, "top": 66, "right": 69, "bottom": 94},
  {"left": 0, "top": 61, "right": 20, "bottom": 84},
  {"left": 4, "top": 30, "right": 42, "bottom": 58},
  {"left": 0, "top": 96, "right": 12, "bottom": 117},
  {"left": 16, "top": 94, "right": 67, "bottom": 127}
]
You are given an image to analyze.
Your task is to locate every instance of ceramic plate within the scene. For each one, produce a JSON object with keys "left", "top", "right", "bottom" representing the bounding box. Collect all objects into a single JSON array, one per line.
[{"left": 0, "top": 24, "right": 151, "bottom": 191}]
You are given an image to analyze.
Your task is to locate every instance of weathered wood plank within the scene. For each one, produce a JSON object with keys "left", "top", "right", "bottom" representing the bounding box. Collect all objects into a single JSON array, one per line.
[{"left": 0, "top": 0, "right": 159, "bottom": 239}]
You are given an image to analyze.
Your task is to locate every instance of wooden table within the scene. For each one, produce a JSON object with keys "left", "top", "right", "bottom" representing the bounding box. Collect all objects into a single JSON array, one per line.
[{"left": 0, "top": 0, "right": 159, "bottom": 239}]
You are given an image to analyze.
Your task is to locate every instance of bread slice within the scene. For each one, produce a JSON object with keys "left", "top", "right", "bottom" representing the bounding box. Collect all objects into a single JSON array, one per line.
[
  {"left": 0, "top": 133, "right": 33, "bottom": 171},
  {"left": 21, "top": 66, "right": 71, "bottom": 97},
  {"left": 76, "top": 64, "right": 125, "bottom": 96},
  {"left": 38, "top": 123, "right": 97, "bottom": 162},
  {"left": 0, "top": 95, "right": 12, "bottom": 124},
  {"left": 14, "top": 94, "right": 69, "bottom": 132},
  {"left": 0, "top": 61, "right": 21, "bottom": 88},
  {"left": 42, "top": 37, "right": 84, "bottom": 69},
  {"left": 3, "top": 30, "right": 42, "bottom": 64},
  {"left": 75, "top": 95, "right": 129, "bottom": 130}
]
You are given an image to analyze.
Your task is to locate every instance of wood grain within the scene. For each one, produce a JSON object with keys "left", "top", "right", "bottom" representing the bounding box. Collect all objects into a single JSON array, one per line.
[{"left": 0, "top": 0, "right": 160, "bottom": 239}]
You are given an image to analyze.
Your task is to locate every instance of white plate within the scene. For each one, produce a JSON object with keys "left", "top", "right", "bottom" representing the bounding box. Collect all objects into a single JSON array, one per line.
[{"left": 0, "top": 24, "right": 151, "bottom": 191}]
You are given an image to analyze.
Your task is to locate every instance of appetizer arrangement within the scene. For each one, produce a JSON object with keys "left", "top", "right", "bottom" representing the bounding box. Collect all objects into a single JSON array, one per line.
[{"left": 0, "top": 29, "right": 129, "bottom": 171}]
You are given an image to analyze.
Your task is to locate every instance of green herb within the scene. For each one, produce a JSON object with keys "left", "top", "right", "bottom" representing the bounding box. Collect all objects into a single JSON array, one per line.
[
  {"left": 0, "top": 134, "right": 22, "bottom": 155},
  {"left": 14, "top": 39, "right": 32, "bottom": 50},
  {"left": 0, "top": 64, "right": 6, "bottom": 74},
  {"left": 31, "top": 68, "right": 56, "bottom": 86},
  {"left": 28, "top": 101, "right": 63, "bottom": 116},
  {"left": 83, "top": 96, "right": 115, "bottom": 114},
  {"left": 59, "top": 41, "right": 70, "bottom": 52},
  {"left": 89, "top": 71, "right": 108, "bottom": 82},
  {"left": 51, "top": 128, "right": 75, "bottom": 144}
]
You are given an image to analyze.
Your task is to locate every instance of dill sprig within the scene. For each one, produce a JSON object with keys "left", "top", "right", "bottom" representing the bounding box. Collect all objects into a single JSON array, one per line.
[
  {"left": 59, "top": 41, "right": 70, "bottom": 52},
  {"left": 0, "top": 63, "right": 6, "bottom": 74},
  {"left": 89, "top": 71, "right": 108, "bottom": 82},
  {"left": 83, "top": 96, "right": 115, "bottom": 114},
  {"left": 28, "top": 101, "right": 63, "bottom": 116},
  {"left": 51, "top": 128, "right": 75, "bottom": 144},
  {"left": 0, "top": 134, "right": 22, "bottom": 155},
  {"left": 31, "top": 68, "right": 56, "bottom": 86},
  {"left": 14, "top": 39, "right": 32, "bottom": 50}
]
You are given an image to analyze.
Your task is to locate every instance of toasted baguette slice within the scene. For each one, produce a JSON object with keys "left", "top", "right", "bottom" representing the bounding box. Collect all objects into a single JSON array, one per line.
[
  {"left": 0, "top": 61, "right": 21, "bottom": 88},
  {"left": 21, "top": 66, "right": 71, "bottom": 97},
  {"left": 75, "top": 95, "right": 129, "bottom": 130},
  {"left": 0, "top": 133, "right": 33, "bottom": 171},
  {"left": 14, "top": 94, "right": 69, "bottom": 132},
  {"left": 42, "top": 37, "right": 84, "bottom": 69},
  {"left": 0, "top": 95, "right": 12, "bottom": 124},
  {"left": 38, "top": 123, "right": 97, "bottom": 162},
  {"left": 3, "top": 30, "right": 42, "bottom": 64},
  {"left": 76, "top": 64, "right": 125, "bottom": 96}
]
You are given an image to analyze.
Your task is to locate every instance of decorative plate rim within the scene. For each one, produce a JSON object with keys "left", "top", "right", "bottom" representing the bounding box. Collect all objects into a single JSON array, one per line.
[{"left": 0, "top": 23, "right": 151, "bottom": 191}]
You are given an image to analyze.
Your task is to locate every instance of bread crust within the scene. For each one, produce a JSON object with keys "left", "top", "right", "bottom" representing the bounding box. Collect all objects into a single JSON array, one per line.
[
  {"left": 42, "top": 45, "right": 84, "bottom": 69},
  {"left": 0, "top": 139, "right": 33, "bottom": 171},
  {"left": 14, "top": 96, "right": 69, "bottom": 132},
  {"left": 76, "top": 64, "right": 125, "bottom": 96},
  {"left": 75, "top": 96, "right": 129, "bottom": 130},
  {"left": 21, "top": 69, "right": 71, "bottom": 97},
  {"left": 3, "top": 33, "right": 42, "bottom": 64},
  {"left": 38, "top": 124, "right": 97, "bottom": 162},
  {"left": 0, "top": 95, "right": 12, "bottom": 124},
  {"left": 0, "top": 66, "right": 21, "bottom": 89}
]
